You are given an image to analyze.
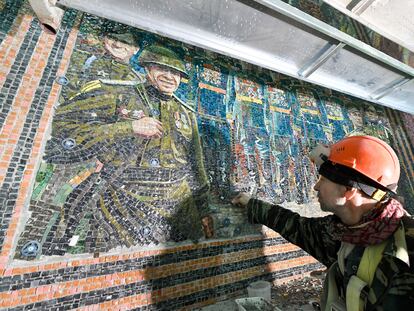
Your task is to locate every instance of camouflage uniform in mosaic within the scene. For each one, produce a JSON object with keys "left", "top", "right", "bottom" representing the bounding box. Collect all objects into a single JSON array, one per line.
[
  {"left": 60, "top": 32, "right": 139, "bottom": 100},
  {"left": 247, "top": 198, "right": 414, "bottom": 310},
  {"left": 17, "top": 70, "right": 209, "bottom": 256},
  {"left": 61, "top": 52, "right": 137, "bottom": 99}
]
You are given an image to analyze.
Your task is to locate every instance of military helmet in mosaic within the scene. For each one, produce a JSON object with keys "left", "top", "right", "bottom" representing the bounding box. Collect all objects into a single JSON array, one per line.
[
  {"left": 106, "top": 32, "right": 137, "bottom": 46},
  {"left": 139, "top": 45, "right": 188, "bottom": 77}
]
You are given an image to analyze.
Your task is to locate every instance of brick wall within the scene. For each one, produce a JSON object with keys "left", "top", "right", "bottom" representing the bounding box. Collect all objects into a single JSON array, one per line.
[{"left": 0, "top": 2, "right": 413, "bottom": 310}]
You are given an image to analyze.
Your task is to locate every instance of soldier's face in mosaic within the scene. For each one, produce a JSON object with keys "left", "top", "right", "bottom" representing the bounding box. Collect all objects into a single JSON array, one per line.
[
  {"left": 348, "top": 107, "right": 363, "bottom": 128},
  {"left": 365, "top": 106, "right": 379, "bottom": 122},
  {"left": 104, "top": 37, "right": 137, "bottom": 63},
  {"left": 146, "top": 64, "right": 181, "bottom": 96}
]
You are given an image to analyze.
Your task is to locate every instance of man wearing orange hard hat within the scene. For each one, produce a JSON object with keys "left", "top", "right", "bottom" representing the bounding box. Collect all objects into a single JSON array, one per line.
[{"left": 232, "top": 135, "right": 413, "bottom": 311}]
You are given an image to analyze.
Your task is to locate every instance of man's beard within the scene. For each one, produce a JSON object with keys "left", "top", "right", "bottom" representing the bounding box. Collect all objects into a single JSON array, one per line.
[{"left": 319, "top": 201, "right": 333, "bottom": 213}]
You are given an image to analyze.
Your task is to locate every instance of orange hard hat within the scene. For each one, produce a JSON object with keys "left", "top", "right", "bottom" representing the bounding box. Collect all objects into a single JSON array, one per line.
[
  {"left": 309, "top": 135, "right": 400, "bottom": 200},
  {"left": 328, "top": 135, "right": 400, "bottom": 190}
]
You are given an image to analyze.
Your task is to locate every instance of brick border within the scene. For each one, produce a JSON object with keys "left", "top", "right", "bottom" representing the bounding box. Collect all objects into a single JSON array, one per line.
[{"left": 0, "top": 11, "right": 79, "bottom": 268}]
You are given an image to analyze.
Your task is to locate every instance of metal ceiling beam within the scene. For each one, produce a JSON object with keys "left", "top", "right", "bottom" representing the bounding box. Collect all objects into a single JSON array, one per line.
[
  {"left": 298, "top": 42, "right": 346, "bottom": 78},
  {"left": 253, "top": 0, "right": 414, "bottom": 78},
  {"left": 370, "top": 77, "right": 412, "bottom": 100},
  {"left": 346, "top": 0, "right": 376, "bottom": 15}
]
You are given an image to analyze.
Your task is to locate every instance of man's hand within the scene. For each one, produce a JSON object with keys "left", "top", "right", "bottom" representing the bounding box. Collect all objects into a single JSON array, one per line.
[
  {"left": 132, "top": 117, "right": 163, "bottom": 138},
  {"left": 231, "top": 192, "right": 251, "bottom": 208}
]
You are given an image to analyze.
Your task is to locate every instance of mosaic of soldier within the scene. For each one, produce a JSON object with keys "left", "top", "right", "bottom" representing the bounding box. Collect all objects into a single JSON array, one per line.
[
  {"left": 61, "top": 27, "right": 141, "bottom": 100},
  {"left": 17, "top": 44, "right": 209, "bottom": 257}
]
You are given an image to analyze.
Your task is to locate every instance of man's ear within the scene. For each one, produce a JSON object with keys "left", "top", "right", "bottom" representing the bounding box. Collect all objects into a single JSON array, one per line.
[{"left": 344, "top": 187, "right": 358, "bottom": 200}]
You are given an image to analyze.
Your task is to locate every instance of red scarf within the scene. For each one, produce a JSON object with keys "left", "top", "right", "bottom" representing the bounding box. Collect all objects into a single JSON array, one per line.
[{"left": 336, "top": 199, "right": 407, "bottom": 246}]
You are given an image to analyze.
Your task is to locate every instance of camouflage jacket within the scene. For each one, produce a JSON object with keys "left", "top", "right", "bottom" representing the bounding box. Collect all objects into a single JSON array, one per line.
[{"left": 247, "top": 198, "right": 414, "bottom": 310}]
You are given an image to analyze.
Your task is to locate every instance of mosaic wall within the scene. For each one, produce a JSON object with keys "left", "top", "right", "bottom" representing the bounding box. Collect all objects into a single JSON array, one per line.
[
  {"left": 9, "top": 11, "right": 414, "bottom": 260},
  {"left": 0, "top": 1, "right": 413, "bottom": 310}
]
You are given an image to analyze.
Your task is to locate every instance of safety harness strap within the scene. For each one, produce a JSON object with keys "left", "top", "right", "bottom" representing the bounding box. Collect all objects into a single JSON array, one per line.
[
  {"left": 323, "top": 263, "right": 340, "bottom": 311},
  {"left": 347, "top": 225, "right": 407, "bottom": 311},
  {"left": 346, "top": 239, "right": 387, "bottom": 311},
  {"left": 324, "top": 225, "right": 406, "bottom": 311}
]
